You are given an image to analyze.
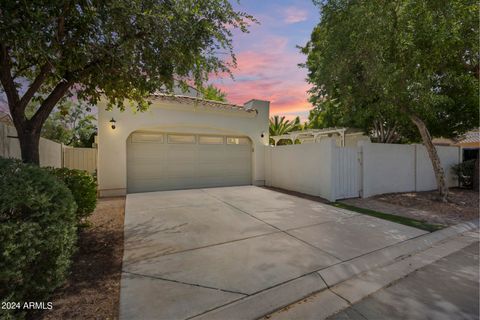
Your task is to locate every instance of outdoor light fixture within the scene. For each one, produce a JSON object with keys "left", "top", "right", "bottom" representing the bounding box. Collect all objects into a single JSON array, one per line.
[
  {"left": 110, "top": 118, "right": 117, "bottom": 129},
  {"left": 261, "top": 132, "right": 265, "bottom": 138}
]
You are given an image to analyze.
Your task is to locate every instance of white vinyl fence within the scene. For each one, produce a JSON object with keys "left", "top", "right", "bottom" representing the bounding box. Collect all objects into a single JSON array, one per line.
[
  {"left": 0, "top": 122, "right": 96, "bottom": 173},
  {"left": 265, "top": 139, "right": 461, "bottom": 202}
]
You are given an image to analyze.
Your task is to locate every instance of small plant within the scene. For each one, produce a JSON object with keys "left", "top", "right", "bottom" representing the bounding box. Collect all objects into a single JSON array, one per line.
[
  {"left": 0, "top": 158, "right": 77, "bottom": 319},
  {"left": 49, "top": 168, "right": 97, "bottom": 222},
  {"left": 451, "top": 159, "right": 476, "bottom": 188}
]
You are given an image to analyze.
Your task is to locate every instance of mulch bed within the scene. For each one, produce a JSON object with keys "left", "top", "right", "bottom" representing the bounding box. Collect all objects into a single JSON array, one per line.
[
  {"left": 374, "top": 188, "right": 479, "bottom": 226},
  {"left": 33, "top": 197, "right": 125, "bottom": 320}
]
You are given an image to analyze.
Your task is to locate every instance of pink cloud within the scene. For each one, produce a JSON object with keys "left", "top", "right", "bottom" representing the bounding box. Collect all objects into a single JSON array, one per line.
[
  {"left": 283, "top": 7, "right": 309, "bottom": 24},
  {"left": 212, "top": 36, "right": 312, "bottom": 117}
]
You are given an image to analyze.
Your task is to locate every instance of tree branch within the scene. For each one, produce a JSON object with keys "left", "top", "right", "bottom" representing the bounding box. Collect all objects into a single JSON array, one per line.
[
  {"left": 30, "top": 77, "right": 74, "bottom": 131},
  {"left": 0, "top": 44, "right": 20, "bottom": 108},
  {"left": 19, "top": 63, "right": 52, "bottom": 110}
]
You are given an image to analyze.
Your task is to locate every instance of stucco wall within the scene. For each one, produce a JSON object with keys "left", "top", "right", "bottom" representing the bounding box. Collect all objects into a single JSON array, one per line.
[
  {"left": 97, "top": 98, "right": 270, "bottom": 196},
  {"left": 265, "top": 139, "right": 335, "bottom": 201}
]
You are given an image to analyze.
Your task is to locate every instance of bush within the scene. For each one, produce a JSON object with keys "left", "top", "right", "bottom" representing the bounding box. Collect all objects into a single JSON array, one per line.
[
  {"left": 48, "top": 168, "right": 97, "bottom": 222},
  {"left": 0, "top": 158, "right": 77, "bottom": 319},
  {"left": 451, "top": 159, "right": 476, "bottom": 188}
]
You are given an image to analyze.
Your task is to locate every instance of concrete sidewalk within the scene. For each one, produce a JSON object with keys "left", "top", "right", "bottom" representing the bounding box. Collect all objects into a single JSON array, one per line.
[
  {"left": 331, "top": 241, "right": 479, "bottom": 320},
  {"left": 266, "top": 231, "right": 479, "bottom": 320}
]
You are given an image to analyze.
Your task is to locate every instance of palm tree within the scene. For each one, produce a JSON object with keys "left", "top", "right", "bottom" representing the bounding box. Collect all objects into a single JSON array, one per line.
[{"left": 269, "top": 115, "right": 302, "bottom": 145}]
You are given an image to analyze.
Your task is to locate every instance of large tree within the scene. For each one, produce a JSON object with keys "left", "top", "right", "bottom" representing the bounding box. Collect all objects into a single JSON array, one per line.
[
  {"left": 303, "top": 0, "right": 479, "bottom": 201},
  {"left": 0, "top": 0, "right": 254, "bottom": 164}
]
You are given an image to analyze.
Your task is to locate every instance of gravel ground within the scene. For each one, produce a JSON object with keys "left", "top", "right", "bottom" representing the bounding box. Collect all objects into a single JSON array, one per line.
[{"left": 34, "top": 197, "right": 125, "bottom": 320}]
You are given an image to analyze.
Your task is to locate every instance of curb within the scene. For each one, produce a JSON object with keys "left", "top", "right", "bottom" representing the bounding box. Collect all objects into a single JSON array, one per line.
[
  {"left": 191, "top": 220, "right": 479, "bottom": 320},
  {"left": 319, "top": 219, "right": 479, "bottom": 287},
  {"left": 268, "top": 228, "right": 479, "bottom": 320}
]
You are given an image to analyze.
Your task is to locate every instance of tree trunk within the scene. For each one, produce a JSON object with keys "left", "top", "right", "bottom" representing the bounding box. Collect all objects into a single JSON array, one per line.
[
  {"left": 409, "top": 114, "right": 449, "bottom": 201},
  {"left": 18, "top": 130, "right": 41, "bottom": 165}
]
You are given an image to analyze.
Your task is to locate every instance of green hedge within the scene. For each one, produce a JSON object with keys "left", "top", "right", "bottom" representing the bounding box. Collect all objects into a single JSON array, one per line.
[
  {"left": 451, "top": 159, "right": 476, "bottom": 188},
  {"left": 48, "top": 168, "right": 97, "bottom": 222},
  {"left": 0, "top": 158, "right": 77, "bottom": 319}
]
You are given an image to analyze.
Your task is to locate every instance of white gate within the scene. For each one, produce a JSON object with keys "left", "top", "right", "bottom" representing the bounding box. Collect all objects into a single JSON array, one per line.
[{"left": 333, "top": 147, "right": 361, "bottom": 200}]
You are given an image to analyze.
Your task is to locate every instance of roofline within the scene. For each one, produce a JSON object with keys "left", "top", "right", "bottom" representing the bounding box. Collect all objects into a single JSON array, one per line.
[
  {"left": 150, "top": 93, "right": 257, "bottom": 113},
  {"left": 243, "top": 99, "right": 270, "bottom": 105}
]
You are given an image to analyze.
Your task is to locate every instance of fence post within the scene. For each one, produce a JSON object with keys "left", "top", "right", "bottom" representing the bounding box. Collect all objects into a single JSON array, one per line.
[
  {"left": 357, "top": 145, "right": 363, "bottom": 198},
  {"left": 328, "top": 139, "right": 337, "bottom": 202}
]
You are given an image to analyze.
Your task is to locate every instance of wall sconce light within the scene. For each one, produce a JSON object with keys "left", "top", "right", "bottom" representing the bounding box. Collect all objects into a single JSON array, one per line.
[
  {"left": 261, "top": 132, "right": 265, "bottom": 138},
  {"left": 110, "top": 118, "right": 117, "bottom": 129}
]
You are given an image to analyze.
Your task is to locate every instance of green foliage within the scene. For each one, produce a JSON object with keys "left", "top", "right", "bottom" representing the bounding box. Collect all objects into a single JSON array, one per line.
[
  {"left": 451, "top": 160, "right": 476, "bottom": 188},
  {"left": 1, "top": 0, "right": 255, "bottom": 111},
  {"left": 332, "top": 202, "right": 444, "bottom": 232},
  {"left": 27, "top": 101, "right": 97, "bottom": 147},
  {"left": 269, "top": 115, "right": 302, "bottom": 145},
  {"left": 304, "top": 0, "right": 479, "bottom": 141},
  {"left": 49, "top": 168, "right": 97, "bottom": 221},
  {"left": 201, "top": 84, "right": 228, "bottom": 102},
  {"left": 0, "top": 158, "right": 77, "bottom": 318}
]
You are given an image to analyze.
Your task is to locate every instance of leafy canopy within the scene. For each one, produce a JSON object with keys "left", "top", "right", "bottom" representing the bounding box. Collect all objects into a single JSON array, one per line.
[
  {"left": 27, "top": 101, "right": 96, "bottom": 147},
  {"left": 303, "top": 0, "right": 479, "bottom": 140},
  {"left": 201, "top": 84, "right": 228, "bottom": 102},
  {"left": 269, "top": 115, "right": 302, "bottom": 145},
  {"left": 1, "top": 0, "right": 255, "bottom": 112}
]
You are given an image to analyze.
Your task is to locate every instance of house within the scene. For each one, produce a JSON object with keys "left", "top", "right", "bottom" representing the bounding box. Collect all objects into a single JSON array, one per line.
[
  {"left": 456, "top": 131, "right": 479, "bottom": 161},
  {"left": 433, "top": 130, "right": 479, "bottom": 161},
  {"left": 96, "top": 89, "right": 269, "bottom": 197}
]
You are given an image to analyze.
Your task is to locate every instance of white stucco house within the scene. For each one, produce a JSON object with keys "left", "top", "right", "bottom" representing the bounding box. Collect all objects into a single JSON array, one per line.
[{"left": 97, "top": 88, "right": 269, "bottom": 197}]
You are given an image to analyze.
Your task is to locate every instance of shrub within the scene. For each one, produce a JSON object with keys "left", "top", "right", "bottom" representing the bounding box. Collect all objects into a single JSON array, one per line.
[
  {"left": 48, "top": 168, "right": 97, "bottom": 222},
  {"left": 451, "top": 159, "right": 476, "bottom": 188},
  {"left": 0, "top": 158, "right": 77, "bottom": 319}
]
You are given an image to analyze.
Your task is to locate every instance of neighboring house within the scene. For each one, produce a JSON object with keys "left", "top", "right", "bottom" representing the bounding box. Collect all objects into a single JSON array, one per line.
[
  {"left": 433, "top": 130, "right": 479, "bottom": 161},
  {"left": 97, "top": 91, "right": 269, "bottom": 197},
  {"left": 456, "top": 131, "right": 479, "bottom": 161}
]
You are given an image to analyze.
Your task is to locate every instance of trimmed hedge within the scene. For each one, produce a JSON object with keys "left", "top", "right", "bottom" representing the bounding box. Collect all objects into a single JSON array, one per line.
[
  {"left": 48, "top": 168, "right": 97, "bottom": 222},
  {"left": 452, "top": 159, "right": 476, "bottom": 188},
  {"left": 0, "top": 158, "right": 77, "bottom": 319}
]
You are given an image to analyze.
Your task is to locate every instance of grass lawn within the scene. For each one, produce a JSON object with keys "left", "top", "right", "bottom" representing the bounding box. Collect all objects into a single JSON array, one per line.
[{"left": 331, "top": 202, "right": 445, "bottom": 232}]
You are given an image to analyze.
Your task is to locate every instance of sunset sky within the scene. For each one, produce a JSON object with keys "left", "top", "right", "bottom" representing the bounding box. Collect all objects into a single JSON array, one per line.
[{"left": 211, "top": 0, "right": 320, "bottom": 121}]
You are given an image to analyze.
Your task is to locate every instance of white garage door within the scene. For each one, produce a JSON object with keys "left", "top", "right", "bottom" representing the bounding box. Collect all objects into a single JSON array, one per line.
[{"left": 127, "top": 132, "right": 252, "bottom": 193}]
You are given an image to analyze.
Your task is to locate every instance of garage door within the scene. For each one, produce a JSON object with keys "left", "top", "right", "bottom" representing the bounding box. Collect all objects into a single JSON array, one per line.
[{"left": 127, "top": 132, "right": 252, "bottom": 193}]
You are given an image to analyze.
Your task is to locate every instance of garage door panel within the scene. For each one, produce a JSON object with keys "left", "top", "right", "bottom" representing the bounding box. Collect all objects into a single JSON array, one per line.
[
  {"left": 198, "top": 149, "right": 225, "bottom": 161},
  {"left": 166, "top": 164, "right": 196, "bottom": 178},
  {"left": 166, "top": 148, "right": 196, "bottom": 161},
  {"left": 128, "top": 179, "right": 172, "bottom": 193},
  {"left": 128, "top": 165, "right": 166, "bottom": 179},
  {"left": 127, "top": 133, "right": 251, "bottom": 193},
  {"left": 223, "top": 175, "right": 251, "bottom": 185},
  {"left": 166, "top": 177, "right": 199, "bottom": 190},
  {"left": 197, "top": 163, "right": 226, "bottom": 176}
]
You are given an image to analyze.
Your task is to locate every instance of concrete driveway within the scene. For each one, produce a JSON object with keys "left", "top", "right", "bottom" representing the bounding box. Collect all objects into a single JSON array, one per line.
[{"left": 120, "top": 186, "right": 427, "bottom": 320}]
